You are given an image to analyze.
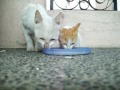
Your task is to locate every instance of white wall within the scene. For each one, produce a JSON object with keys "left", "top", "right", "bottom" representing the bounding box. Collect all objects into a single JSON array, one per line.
[{"left": 0, "top": 0, "right": 120, "bottom": 48}]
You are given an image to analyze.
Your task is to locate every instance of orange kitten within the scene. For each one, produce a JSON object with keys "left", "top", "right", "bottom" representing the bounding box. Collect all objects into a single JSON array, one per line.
[{"left": 59, "top": 23, "right": 81, "bottom": 49}]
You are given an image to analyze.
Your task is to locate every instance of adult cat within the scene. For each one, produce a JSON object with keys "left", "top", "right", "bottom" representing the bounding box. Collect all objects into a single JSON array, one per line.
[{"left": 21, "top": 3, "right": 62, "bottom": 51}]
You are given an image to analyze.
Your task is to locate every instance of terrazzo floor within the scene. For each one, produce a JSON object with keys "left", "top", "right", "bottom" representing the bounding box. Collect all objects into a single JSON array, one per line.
[{"left": 0, "top": 48, "right": 120, "bottom": 90}]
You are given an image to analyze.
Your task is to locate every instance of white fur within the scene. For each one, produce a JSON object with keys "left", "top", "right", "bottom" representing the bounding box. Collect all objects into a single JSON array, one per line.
[
  {"left": 64, "top": 26, "right": 72, "bottom": 29},
  {"left": 75, "top": 32, "right": 81, "bottom": 47},
  {"left": 20, "top": 3, "right": 62, "bottom": 51}
]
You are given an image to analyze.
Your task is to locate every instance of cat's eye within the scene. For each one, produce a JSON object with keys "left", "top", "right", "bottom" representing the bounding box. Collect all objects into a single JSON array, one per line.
[
  {"left": 50, "top": 39, "right": 56, "bottom": 41},
  {"left": 71, "top": 43, "right": 74, "bottom": 45},
  {"left": 63, "top": 43, "right": 67, "bottom": 46},
  {"left": 40, "top": 38, "right": 45, "bottom": 40}
]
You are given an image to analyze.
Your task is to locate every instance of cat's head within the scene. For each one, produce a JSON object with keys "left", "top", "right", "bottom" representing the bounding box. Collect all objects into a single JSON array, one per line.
[
  {"left": 59, "top": 23, "right": 80, "bottom": 49},
  {"left": 34, "top": 10, "right": 62, "bottom": 48}
]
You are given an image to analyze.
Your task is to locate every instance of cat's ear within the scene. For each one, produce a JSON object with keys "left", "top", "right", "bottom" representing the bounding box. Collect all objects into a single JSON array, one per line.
[
  {"left": 35, "top": 10, "right": 42, "bottom": 24},
  {"left": 73, "top": 23, "right": 80, "bottom": 31},
  {"left": 54, "top": 11, "right": 63, "bottom": 25},
  {"left": 73, "top": 23, "right": 81, "bottom": 30}
]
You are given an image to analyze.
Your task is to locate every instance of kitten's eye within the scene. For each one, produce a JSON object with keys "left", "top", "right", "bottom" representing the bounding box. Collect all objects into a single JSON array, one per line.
[
  {"left": 50, "top": 39, "right": 56, "bottom": 41},
  {"left": 71, "top": 43, "right": 74, "bottom": 45},
  {"left": 40, "top": 38, "right": 45, "bottom": 40}
]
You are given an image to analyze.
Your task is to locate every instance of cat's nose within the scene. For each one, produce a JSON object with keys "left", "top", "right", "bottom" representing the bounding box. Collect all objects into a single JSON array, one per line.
[
  {"left": 67, "top": 47, "right": 72, "bottom": 49},
  {"left": 44, "top": 42, "right": 49, "bottom": 48}
]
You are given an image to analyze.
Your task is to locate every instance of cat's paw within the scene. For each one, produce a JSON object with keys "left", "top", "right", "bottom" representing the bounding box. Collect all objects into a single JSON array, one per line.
[
  {"left": 27, "top": 47, "right": 34, "bottom": 51},
  {"left": 35, "top": 48, "right": 40, "bottom": 52}
]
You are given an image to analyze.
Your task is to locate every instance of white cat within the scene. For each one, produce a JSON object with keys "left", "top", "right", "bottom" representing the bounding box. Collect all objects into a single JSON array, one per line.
[{"left": 20, "top": 3, "right": 62, "bottom": 51}]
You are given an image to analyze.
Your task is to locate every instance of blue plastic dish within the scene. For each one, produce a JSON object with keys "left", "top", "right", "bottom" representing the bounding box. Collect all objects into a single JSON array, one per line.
[{"left": 42, "top": 47, "right": 91, "bottom": 55}]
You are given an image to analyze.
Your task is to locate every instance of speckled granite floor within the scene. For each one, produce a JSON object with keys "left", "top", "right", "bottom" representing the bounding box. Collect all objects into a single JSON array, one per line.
[{"left": 0, "top": 48, "right": 120, "bottom": 90}]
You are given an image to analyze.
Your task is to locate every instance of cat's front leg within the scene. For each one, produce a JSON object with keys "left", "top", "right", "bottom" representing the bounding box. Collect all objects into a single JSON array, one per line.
[
  {"left": 35, "top": 40, "right": 42, "bottom": 51},
  {"left": 24, "top": 33, "right": 34, "bottom": 51}
]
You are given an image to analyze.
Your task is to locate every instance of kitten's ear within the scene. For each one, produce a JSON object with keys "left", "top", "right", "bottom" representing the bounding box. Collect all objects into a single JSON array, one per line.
[
  {"left": 73, "top": 23, "right": 81, "bottom": 30},
  {"left": 54, "top": 11, "right": 63, "bottom": 25},
  {"left": 35, "top": 10, "right": 42, "bottom": 24}
]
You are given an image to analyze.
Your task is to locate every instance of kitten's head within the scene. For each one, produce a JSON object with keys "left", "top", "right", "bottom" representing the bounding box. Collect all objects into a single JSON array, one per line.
[
  {"left": 34, "top": 10, "right": 62, "bottom": 48},
  {"left": 59, "top": 23, "right": 80, "bottom": 49}
]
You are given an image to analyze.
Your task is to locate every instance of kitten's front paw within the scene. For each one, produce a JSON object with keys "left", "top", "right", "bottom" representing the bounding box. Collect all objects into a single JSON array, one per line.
[{"left": 27, "top": 47, "right": 34, "bottom": 51}]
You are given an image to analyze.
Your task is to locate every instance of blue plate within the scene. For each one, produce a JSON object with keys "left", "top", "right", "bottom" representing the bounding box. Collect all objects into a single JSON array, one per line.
[{"left": 42, "top": 47, "right": 91, "bottom": 55}]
